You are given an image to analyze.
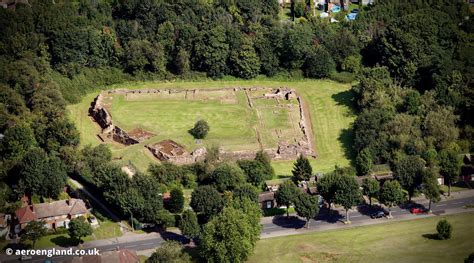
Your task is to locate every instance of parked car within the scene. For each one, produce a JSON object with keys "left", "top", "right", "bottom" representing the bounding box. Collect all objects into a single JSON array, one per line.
[
  {"left": 351, "top": 8, "right": 359, "bottom": 13},
  {"left": 370, "top": 211, "right": 385, "bottom": 219},
  {"left": 410, "top": 207, "right": 426, "bottom": 214}
]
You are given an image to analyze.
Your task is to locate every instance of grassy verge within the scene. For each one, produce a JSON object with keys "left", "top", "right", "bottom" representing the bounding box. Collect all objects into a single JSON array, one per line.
[
  {"left": 249, "top": 212, "right": 474, "bottom": 263},
  {"left": 263, "top": 207, "right": 295, "bottom": 217},
  {"left": 34, "top": 219, "right": 121, "bottom": 249},
  {"left": 68, "top": 79, "right": 356, "bottom": 175}
]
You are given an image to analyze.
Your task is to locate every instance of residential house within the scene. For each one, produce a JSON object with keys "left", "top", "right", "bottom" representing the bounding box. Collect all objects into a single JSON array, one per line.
[
  {"left": 15, "top": 198, "right": 89, "bottom": 231},
  {"left": 67, "top": 249, "right": 139, "bottom": 263},
  {"left": 258, "top": 191, "right": 276, "bottom": 209},
  {"left": 461, "top": 154, "right": 474, "bottom": 183}
]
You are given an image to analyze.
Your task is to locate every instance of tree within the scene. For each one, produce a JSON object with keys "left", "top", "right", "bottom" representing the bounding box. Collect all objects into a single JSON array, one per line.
[
  {"left": 174, "top": 49, "right": 190, "bottom": 76},
  {"left": 436, "top": 219, "right": 452, "bottom": 240},
  {"left": 334, "top": 175, "right": 361, "bottom": 223},
  {"left": 194, "top": 25, "right": 230, "bottom": 78},
  {"left": 179, "top": 210, "right": 200, "bottom": 241},
  {"left": 275, "top": 180, "right": 299, "bottom": 217},
  {"left": 190, "top": 185, "right": 223, "bottom": 221},
  {"left": 303, "top": 47, "right": 336, "bottom": 78},
  {"left": 68, "top": 216, "right": 93, "bottom": 243},
  {"left": 19, "top": 148, "right": 47, "bottom": 195},
  {"left": 356, "top": 148, "right": 373, "bottom": 176},
  {"left": 200, "top": 207, "right": 259, "bottom": 263},
  {"left": 147, "top": 240, "right": 191, "bottom": 263},
  {"left": 422, "top": 168, "right": 441, "bottom": 211},
  {"left": 362, "top": 178, "right": 380, "bottom": 207},
  {"left": 255, "top": 150, "right": 275, "bottom": 178},
  {"left": 230, "top": 37, "right": 260, "bottom": 79},
  {"left": 291, "top": 155, "right": 313, "bottom": 183},
  {"left": 317, "top": 172, "right": 339, "bottom": 210},
  {"left": 438, "top": 149, "right": 462, "bottom": 196},
  {"left": 0, "top": 123, "right": 36, "bottom": 162},
  {"left": 294, "top": 193, "right": 319, "bottom": 228},
  {"left": 21, "top": 220, "right": 47, "bottom": 247},
  {"left": 233, "top": 183, "right": 259, "bottom": 203},
  {"left": 209, "top": 163, "right": 246, "bottom": 192},
  {"left": 168, "top": 188, "right": 184, "bottom": 213},
  {"left": 188, "top": 119, "right": 210, "bottom": 140},
  {"left": 393, "top": 155, "right": 425, "bottom": 201},
  {"left": 378, "top": 180, "right": 404, "bottom": 218},
  {"left": 237, "top": 160, "right": 270, "bottom": 187},
  {"left": 153, "top": 210, "right": 176, "bottom": 230}
]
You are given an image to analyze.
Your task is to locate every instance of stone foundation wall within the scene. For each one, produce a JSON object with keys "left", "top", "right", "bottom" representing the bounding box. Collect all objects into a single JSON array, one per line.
[
  {"left": 90, "top": 87, "right": 317, "bottom": 162},
  {"left": 89, "top": 94, "right": 139, "bottom": 145}
]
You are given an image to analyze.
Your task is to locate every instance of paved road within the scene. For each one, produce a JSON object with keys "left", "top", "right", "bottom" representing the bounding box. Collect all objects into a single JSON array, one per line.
[
  {"left": 1, "top": 194, "right": 473, "bottom": 262},
  {"left": 261, "top": 195, "right": 474, "bottom": 238}
]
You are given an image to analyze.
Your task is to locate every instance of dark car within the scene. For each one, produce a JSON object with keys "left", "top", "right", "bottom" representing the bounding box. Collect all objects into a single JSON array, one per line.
[
  {"left": 351, "top": 8, "right": 359, "bottom": 13},
  {"left": 370, "top": 211, "right": 385, "bottom": 219}
]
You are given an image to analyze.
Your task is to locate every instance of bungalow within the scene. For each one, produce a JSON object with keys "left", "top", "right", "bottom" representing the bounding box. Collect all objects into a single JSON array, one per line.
[
  {"left": 258, "top": 191, "right": 276, "bottom": 209},
  {"left": 15, "top": 198, "right": 89, "bottom": 231}
]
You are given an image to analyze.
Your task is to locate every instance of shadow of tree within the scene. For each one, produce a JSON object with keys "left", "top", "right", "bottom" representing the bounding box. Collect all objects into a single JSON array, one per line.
[
  {"left": 50, "top": 236, "right": 79, "bottom": 247},
  {"left": 338, "top": 128, "right": 356, "bottom": 167},
  {"left": 331, "top": 89, "right": 357, "bottom": 167},
  {"left": 331, "top": 89, "right": 357, "bottom": 116},
  {"left": 272, "top": 215, "right": 306, "bottom": 229},
  {"left": 422, "top": 233, "right": 439, "bottom": 240}
]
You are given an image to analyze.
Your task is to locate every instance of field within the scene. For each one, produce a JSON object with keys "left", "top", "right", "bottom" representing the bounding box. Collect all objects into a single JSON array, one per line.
[
  {"left": 68, "top": 79, "right": 356, "bottom": 176},
  {"left": 249, "top": 212, "right": 474, "bottom": 263}
]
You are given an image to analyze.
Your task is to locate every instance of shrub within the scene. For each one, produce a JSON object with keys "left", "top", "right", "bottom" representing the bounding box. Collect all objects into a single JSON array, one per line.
[
  {"left": 188, "top": 120, "right": 209, "bottom": 139},
  {"left": 329, "top": 71, "right": 355, "bottom": 83},
  {"left": 437, "top": 219, "right": 452, "bottom": 240}
]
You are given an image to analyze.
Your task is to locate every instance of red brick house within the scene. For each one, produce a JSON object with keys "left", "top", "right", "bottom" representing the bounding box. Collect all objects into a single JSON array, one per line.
[{"left": 15, "top": 198, "right": 89, "bottom": 231}]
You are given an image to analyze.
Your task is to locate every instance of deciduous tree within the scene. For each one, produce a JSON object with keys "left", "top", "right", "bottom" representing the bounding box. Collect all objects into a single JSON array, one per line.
[
  {"left": 68, "top": 216, "right": 93, "bottom": 243},
  {"left": 294, "top": 193, "right": 319, "bottom": 228},
  {"left": 362, "top": 178, "right": 380, "bottom": 207},
  {"left": 334, "top": 175, "right": 361, "bottom": 223},
  {"left": 21, "top": 220, "right": 47, "bottom": 247},
  {"left": 378, "top": 180, "right": 404, "bottom": 218},
  {"left": 275, "top": 180, "right": 299, "bottom": 217}
]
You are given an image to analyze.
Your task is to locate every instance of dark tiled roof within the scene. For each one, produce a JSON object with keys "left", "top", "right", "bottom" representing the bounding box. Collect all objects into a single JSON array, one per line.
[{"left": 258, "top": 191, "right": 275, "bottom": 202}]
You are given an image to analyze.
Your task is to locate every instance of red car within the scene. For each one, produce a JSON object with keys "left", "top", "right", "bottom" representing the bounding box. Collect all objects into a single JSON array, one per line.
[{"left": 410, "top": 207, "right": 426, "bottom": 214}]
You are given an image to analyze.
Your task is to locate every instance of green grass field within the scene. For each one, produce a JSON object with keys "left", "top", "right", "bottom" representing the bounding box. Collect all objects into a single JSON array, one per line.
[
  {"left": 68, "top": 79, "right": 356, "bottom": 175},
  {"left": 249, "top": 212, "right": 474, "bottom": 263}
]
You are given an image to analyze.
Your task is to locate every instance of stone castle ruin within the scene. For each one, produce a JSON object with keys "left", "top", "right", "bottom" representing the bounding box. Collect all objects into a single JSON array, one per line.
[{"left": 89, "top": 87, "right": 316, "bottom": 165}]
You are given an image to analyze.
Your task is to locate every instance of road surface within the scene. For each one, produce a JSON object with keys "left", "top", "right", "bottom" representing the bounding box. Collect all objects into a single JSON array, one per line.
[{"left": 1, "top": 193, "right": 473, "bottom": 262}]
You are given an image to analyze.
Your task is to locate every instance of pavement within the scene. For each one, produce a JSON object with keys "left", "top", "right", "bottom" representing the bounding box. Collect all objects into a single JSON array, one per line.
[
  {"left": 260, "top": 190, "right": 474, "bottom": 239},
  {"left": 1, "top": 190, "right": 473, "bottom": 262}
]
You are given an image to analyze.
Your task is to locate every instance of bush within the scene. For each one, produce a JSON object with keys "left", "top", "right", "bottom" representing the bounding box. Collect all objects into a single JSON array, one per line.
[
  {"left": 437, "top": 219, "right": 452, "bottom": 240},
  {"left": 329, "top": 71, "right": 355, "bottom": 83},
  {"left": 188, "top": 120, "right": 209, "bottom": 139}
]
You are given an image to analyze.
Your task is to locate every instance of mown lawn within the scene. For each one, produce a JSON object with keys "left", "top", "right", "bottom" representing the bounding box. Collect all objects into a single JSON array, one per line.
[
  {"left": 34, "top": 219, "right": 121, "bottom": 249},
  {"left": 67, "top": 79, "right": 356, "bottom": 175},
  {"left": 249, "top": 212, "right": 474, "bottom": 263}
]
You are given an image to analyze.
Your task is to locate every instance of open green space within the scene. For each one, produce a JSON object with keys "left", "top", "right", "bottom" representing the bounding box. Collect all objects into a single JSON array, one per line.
[
  {"left": 33, "top": 220, "right": 121, "bottom": 249},
  {"left": 68, "top": 79, "right": 356, "bottom": 175},
  {"left": 249, "top": 212, "right": 474, "bottom": 263}
]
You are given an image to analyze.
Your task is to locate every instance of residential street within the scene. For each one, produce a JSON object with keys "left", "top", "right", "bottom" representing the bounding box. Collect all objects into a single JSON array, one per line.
[{"left": 1, "top": 191, "right": 473, "bottom": 263}]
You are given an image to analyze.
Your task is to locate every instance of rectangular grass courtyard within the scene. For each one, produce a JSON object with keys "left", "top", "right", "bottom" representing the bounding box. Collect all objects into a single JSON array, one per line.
[{"left": 68, "top": 79, "right": 356, "bottom": 176}]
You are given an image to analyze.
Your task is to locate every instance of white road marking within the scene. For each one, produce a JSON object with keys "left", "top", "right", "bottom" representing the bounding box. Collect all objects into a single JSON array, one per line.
[
  {"left": 453, "top": 202, "right": 464, "bottom": 205},
  {"left": 143, "top": 242, "right": 155, "bottom": 246},
  {"left": 437, "top": 204, "right": 447, "bottom": 207},
  {"left": 125, "top": 245, "right": 138, "bottom": 248},
  {"left": 351, "top": 215, "right": 362, "bottom": 218}
]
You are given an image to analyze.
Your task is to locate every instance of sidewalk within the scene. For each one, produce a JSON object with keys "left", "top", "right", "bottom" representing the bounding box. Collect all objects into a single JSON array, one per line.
[{"left": 261, "top": 206, "right": 474, "bottom": 239}]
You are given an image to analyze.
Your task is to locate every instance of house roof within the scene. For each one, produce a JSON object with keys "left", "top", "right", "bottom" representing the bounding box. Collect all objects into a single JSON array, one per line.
[
  {"left": 15, "top": 198, "right": 88, "bottom": 224},
  {"left": 15, "top": 206, "right": 36, "bottom": 224},
  {"left": 67, "top": 249, "right": 139, "bottom": 263},
  {"left": 258, "top": 191, "right": 275, "bottom": 203}
]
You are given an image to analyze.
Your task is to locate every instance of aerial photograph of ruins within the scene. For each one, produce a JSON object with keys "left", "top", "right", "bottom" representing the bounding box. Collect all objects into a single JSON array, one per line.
[{"left": 0, "top": 0, "right": 473, "bottom": 262}]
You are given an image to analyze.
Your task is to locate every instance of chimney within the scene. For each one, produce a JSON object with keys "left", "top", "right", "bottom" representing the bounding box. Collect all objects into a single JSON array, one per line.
[
  {"left": 30, "top": 205, "right": 35, "bottom": 214},
  {"left": 67, "top": 198, "right": 72, "bottom": 206}
]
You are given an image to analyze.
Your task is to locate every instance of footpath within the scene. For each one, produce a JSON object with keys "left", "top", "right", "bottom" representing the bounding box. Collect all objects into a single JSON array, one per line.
[{"left": 260, "top": 189, "right": 474, "bottom": 239}]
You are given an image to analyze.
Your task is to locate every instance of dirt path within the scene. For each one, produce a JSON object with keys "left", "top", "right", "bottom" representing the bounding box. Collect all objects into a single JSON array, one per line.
[{"left": 299, "top": 97, "right": 317, "bottom": 156}]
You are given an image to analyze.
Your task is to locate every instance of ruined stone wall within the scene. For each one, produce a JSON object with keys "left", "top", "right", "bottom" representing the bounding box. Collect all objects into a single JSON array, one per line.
[
  {"left": 91, "top": 87, "right": 316, "bottom": 161},
  {"left": 89, "top": 93, "right": 138, "bottom": 145}
]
